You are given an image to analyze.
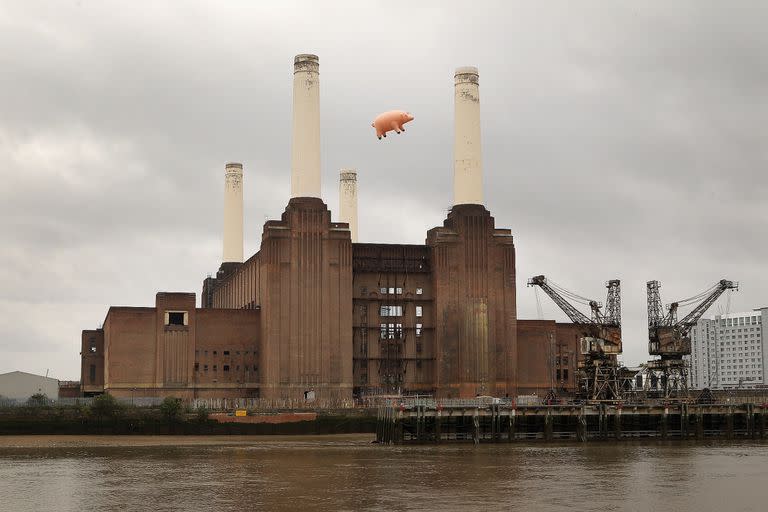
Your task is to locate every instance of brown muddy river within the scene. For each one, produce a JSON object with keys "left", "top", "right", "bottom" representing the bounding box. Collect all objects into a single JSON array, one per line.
[{"left": 1, "top": 435, "right": 766, "bottom": 511}]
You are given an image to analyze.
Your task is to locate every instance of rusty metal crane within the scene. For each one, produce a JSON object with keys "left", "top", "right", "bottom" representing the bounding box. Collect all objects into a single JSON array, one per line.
[
  {"left": 528, "top": 276, "right": 622, "bottom": 400},
  {"left": 645, "top": 279, "right": 738, "bottom": 398}
]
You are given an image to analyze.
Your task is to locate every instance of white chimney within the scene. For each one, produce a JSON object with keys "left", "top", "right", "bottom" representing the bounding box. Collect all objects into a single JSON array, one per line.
[
  {"left": 453, "top": 66, "right": 483, "bottom": 206},
  {"left": 223, "top": 162, "right": 243, "bottom": 263},
  {"left": 339, "top": 170, "right": 358, "bottom": 242},
  {"left": 291, "top": 54, "right": 321, "bottom": 198}
]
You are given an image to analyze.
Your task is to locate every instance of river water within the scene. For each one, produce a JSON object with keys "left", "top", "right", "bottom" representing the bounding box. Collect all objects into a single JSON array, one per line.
[{"left": 1, "top": 435, "right": 766, "bottom": 511}]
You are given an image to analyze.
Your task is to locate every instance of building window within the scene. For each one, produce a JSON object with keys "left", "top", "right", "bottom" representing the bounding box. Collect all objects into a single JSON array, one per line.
[
  {"left": 416, "top": 360, "right": 422, "bottom": 369},
  {"left": 416, "top": 288, "right": 423, "bottom": 295},
  {"left": 360, "top": 286, "right": 368, "bottom": 295},
  {"left": 204, "top": 365, "right": 209, "bottom": 371},
  {"left": 416, "top": 342, "right": 422, "bottom": 353},
  {"left": 380, "top": 323, "right": 387, "bottom": 339},
  {"left": 166, "top": 311, "right": 187, "bottom": 326},
  {"left": 213, "top": 365, "right": 218, "bottom": 371},
  {"left": 224, "top": 351, "right": 230, "bottom": 356},
  {"left": 395, "top": 287, "right": 403, "bottom": 295},
  {"left": 395, "top": 323, "right": 403, "bottom": 339},
  {"left": 388, "top": 287, "right": 395, "bottom": 294},
  {"left": 361, "top": 360, "right": 368, "bottom": 369},
  {"left": 89, "top": 339, "right": 97, "bottom": 353},
  {"left": 89, "top": 364, "right": 96, "bottom": 383},
  {"left": 416, "top": 306, "right": 423, "bottom": 317},
  {"left": 194, "top": 362, "right": 199, "bottom": 371},
  {"left": 223, "top": 365, "right": 230, "bottom": 372},
  {"left": 380, "top": 305, "right": 403, "bottom": 317},
  {"left": 380, "top": 287, "right": 387, "bottom": 294}
]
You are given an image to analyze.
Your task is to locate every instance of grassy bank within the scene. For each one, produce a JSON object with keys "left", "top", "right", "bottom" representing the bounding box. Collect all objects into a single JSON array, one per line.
[{"left": 0, "top": 396, "right": 376, "bottom": 436}]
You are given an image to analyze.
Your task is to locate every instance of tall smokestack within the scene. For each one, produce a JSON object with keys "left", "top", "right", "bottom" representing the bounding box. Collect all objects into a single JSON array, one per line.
[
  {"left": 339, "top": 169, "right": 358, "bottom": 243},
  {"left": 291, "top": 54, "right": 321, "bottom": 198},
  {"left": 222, "top": 162, "right": 243, "bottom": 263},
  {"left": 453, "top": 66, "right": 483, "bottom": 206}
]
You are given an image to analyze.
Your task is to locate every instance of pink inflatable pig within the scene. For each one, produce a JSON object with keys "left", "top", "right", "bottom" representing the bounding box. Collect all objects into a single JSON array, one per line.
[{"left": 371, "top": 110, "right": 414, "bottom": 139}]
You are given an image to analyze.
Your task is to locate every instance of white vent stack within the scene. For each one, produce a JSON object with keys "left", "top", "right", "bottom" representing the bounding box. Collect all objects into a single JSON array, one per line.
[
  {"left": 222, "top": 162, "right": 244, "bottom": 263},
  {"left": 291, "top": 54, "right": 321, "bottom": 198},
  {"left": 339, "top": 170, "right": 358, "bottom": 243},
  {"left": 453, "top": 66, "right": 483, "bottom": 206}
]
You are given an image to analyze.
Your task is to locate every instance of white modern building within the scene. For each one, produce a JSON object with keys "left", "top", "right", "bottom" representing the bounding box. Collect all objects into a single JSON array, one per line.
[
  {"left": 687, "top": 308, "right": 767, "bottom": 390},
  {"left": 0, "top": 371, "right": 59, "bottom": 401}
]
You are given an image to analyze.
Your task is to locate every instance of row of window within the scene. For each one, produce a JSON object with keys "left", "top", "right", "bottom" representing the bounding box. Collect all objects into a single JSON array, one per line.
[
  {"left": 195, "top": 349, "right": 254, "bottom": 357},
  {"left": 379, "top": 323, "right": 424, "bottom": 339},
  {"left": 372, "top": 287, "right": 424, "bottom": 296},
  {"left": 194, "top": 363, "right": 258, "bottom": 372},
  {"left": 380, "top": 305, "right": 423, "bottom": 317},
  {"left": 721, "top": 316, "right": 762, "bottom": 327}
]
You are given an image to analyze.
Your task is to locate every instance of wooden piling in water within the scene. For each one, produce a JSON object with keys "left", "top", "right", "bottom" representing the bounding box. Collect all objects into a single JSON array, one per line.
[
  {"left": 726, "top": 407, "right": 734, "bottom": 440},
  {"left": 577, "top": 406, "right": 587, "bottom": 442}
]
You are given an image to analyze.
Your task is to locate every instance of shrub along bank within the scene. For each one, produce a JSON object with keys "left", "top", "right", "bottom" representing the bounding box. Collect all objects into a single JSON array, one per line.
[{"left": 0, "top": 395, "right": 376, "bottom": 435}]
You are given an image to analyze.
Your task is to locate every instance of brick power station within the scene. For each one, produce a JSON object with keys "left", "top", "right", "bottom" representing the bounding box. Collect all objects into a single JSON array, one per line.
[{"left": 80, "top": 55, "right": 583, "bottom": 403}]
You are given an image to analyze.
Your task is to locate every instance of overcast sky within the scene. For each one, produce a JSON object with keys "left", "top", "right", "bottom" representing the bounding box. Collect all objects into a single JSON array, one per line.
[{"left": 1, "top": 1, "right": 766, "bottom": 380}]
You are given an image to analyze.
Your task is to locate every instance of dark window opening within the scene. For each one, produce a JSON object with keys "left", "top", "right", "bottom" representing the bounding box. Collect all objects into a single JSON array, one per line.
[
  {"left": 223, "top": 365, "right": 230, "bottom": 372},
  {"left": 213, "top": 351, "right": 217, "bottom": 355},
  {"left": 236, "top": 365, "right": 240, "bottom": 371},
  {"left": 194, "top": 362, "right": 199, "bottom": 371},
  {"left": 416, "top": 360, "right": 422, "bottom": 369},
  {"left": 89, "top": 339, "right": 96, "bottom": 353},
  {"left": 89, "top": 364, "right": 96, "bottom": 383},
  {"left": 563, "top": 369, "right": 569, "bottom": 380},
  {"left": 416, "top": 342, "right": 423, "bottom": 354},
  {"left": 253, "top": 365, "right": 258, "bottom": 372},
  {"left": 361, "top": 360, "right": 368, "bottom": 369},
  {"left": 204, "top": 365, "right": 209, "bottom": 371},
  {"left": 168, "top": 312, "right": 185, "bottom": 325},
  {"left": 224, "top": 351, "right": 230, "bottom": 356},
  {"left": 236, "top": 351, "right": 240, "bottom": 355},
  {"left": 213, "top": 365, "right": 218, "bottom": 371},
  {"left": 556, "top": 369, "right": 562, "bottom": 380}
]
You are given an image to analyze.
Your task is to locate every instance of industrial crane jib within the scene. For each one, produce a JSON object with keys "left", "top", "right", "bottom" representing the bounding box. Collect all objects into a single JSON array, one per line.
[
  {"left": 647, "top": 279, "right": 738, "bottom": 358},
  {"left": 527, "top": 276, "right": 622, "bottom": 357}
]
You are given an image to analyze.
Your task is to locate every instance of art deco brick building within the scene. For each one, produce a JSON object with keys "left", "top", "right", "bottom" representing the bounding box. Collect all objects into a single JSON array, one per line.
[{"left": 80, "top": 55, "right": 581, "bottom": 402}]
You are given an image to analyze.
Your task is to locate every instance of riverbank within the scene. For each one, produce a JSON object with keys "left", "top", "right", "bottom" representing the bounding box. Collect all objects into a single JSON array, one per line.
[
  {"left": 0, "top": 403, "right": 377, "bottom": 435},
  {"left": 0, "top": 433, "right": 375, "bottom": 448}
]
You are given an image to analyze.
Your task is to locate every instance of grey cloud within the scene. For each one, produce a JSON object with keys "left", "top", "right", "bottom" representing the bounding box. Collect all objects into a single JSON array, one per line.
[{"left": 1, "top": 1, "right": 766, "bottom": 378}]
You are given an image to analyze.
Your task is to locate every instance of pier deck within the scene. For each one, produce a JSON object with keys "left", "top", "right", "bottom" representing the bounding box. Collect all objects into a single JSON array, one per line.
[{"left": 375, "top": 401, "right": 768, "bottom": 444}]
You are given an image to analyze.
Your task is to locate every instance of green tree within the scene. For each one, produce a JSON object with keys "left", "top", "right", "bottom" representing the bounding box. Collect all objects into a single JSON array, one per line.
[
  {"left": 195, "top": 404, "right": 210, "bottom": 423},
  {"left": 91, "top": 393, "right": 121, "bottom": 418},
  {"left": 27, "top": 393, "right": 49, "bottom": 407},
  {"left": 160, "top": 396, "right": 183, "bottom": 423}
]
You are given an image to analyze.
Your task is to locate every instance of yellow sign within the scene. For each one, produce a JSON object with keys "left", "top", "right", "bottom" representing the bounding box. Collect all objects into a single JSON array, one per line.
[{"left": 235, "top": 409, "right": 247, "bottom": 417}]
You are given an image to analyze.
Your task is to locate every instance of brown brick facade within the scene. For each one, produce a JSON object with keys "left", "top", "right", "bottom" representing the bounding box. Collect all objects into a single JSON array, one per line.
[{"left": 81, "top": 201, "right": 582, "bottom": 400}]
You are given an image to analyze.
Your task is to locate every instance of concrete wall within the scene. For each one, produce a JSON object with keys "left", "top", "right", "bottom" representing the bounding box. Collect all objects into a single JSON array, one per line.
[{"left": 0, "top": 371, "right": 59, "bottom": 401}]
